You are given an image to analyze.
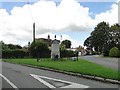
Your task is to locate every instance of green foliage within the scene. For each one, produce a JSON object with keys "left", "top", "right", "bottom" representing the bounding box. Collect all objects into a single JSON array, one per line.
[
  {"left": 91, "top": 21, "right": 109, "bottom": 53},
  {"left": 61, "top": 40, "right": 71, "bottom": 48},
  {"left": 30, "top": 40, "right": 50, "bottom": 58},
  {"left": 2, "top": 50, "right": 28, "bottom": 58},
  {"left": 84, "top": 36, "right": 93, "bottom": 49},
  {"left": 7, "top": 44, "right": 22, "bottom": 50},
  {"left": 109, "top": 47, "right": 120, "bottom": 57},
  {"left": 1, "top": 41, "right": 22, "bottom": 50},
  {"left": 108, "top": 24, "right": 120, "bottom": 49},
  {"left": 102, "top": 44, "right": 111, "bottom": 56},
  {"left": 1, "top": 41, "right": 28, "bottom": 58},
  {"left": 60, "top": 49, "right": 76, "bottom": 58},
  {"left": 60, "top": 44, "right": 66, "bottom": 51},
  {"left": 84, "top": 22, "right": 120, "bottom": 57}
]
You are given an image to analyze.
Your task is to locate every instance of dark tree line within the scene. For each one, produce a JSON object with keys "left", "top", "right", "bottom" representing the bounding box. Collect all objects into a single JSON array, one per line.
[
  {"left": 1, "top": 41, "right": 28, "bottom": 58},
  {"left": 84, "top": 22, "right": 120, "bottom": 57}
]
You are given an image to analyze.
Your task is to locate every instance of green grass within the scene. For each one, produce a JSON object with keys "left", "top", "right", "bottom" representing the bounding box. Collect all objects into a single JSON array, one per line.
[{"left": 3, "top": 58, "right": 120, "bottom": 80}]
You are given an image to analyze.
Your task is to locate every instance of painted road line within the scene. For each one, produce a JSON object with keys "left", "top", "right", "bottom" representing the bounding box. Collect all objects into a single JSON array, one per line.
[
  {"left": 30, "top": 74, "right": 89, "bottom": 88},
  {"left": 0, "top": 73, "right": 18, "bottom": 88},
  {"left": 30, "top": 74, "right": 56, "bottom": 88}
]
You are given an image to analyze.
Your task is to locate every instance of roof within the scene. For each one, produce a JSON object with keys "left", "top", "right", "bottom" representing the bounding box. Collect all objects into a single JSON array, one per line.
[
  {"left": 36, "top": 38, "right": 52, "bottom": 46},
  {"left": 52, "top": 39, "right": 60, "bottom": 44}
]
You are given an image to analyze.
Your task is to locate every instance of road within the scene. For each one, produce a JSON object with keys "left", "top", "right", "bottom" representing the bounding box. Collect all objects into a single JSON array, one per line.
[
  {"left": 80, "top": 55, "right": 119, "bottom": 71},
  {"left": 1, "top": 62, "right": 119, "bottom": 89}
]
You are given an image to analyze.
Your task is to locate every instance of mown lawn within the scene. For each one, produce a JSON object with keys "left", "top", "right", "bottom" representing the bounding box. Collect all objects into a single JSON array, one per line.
[{"left": 3, "top": 58, "right": 120, "bottom": 80}]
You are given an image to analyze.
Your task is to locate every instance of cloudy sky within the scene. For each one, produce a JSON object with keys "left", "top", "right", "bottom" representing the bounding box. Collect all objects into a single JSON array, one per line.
[{"left": 0, "top": 0, "right": 119, "bottom": 47}]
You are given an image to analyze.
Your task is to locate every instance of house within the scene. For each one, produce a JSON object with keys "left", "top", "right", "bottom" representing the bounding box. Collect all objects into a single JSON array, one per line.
[
  {"left": 66, "top": 45, "right": 86, "bottom": 56},
  {"left": 36, "top": 35, "right": 52, "bottom": 47}
]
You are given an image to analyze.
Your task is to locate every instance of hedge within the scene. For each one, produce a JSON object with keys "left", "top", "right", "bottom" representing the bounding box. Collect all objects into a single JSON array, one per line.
[
  {"left": 60, "top": 49, "right": 77, "bottom": 58},
  {"left": 2, "top": 50, "right": 28, "bottom": 58}
]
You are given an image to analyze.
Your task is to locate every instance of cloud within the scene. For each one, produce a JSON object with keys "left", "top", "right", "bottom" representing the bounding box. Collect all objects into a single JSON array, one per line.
[
  {"left": 0, "top": 0, "right": 118, "bottom": 47},
  {"left": 94, "top": 3, "right": 118, "bottom": 25}
]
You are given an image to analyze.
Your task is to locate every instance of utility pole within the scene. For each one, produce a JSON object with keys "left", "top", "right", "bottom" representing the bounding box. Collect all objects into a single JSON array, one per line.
[
  {"left": 33, "top": 23, "right": 35, "bottom": 45},
  {"left": 118, "top": 2, "right": 120, "bottom": 25}
]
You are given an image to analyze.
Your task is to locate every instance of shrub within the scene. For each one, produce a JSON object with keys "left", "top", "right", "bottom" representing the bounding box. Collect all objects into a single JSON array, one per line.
[
  {"left": 60, "top": 49, "right": 76, "bottom": 58},
  {"left": 109, "top": 47, "right": 120, "bottom": 57}
]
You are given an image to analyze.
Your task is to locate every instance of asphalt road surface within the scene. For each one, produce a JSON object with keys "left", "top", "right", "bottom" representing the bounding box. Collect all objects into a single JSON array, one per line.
[
  {"left": 1, "top": 62, "right": 119, "bottom": 90},
  {"left": 80, "top": 55, "right": 119, "bottom": 71}
]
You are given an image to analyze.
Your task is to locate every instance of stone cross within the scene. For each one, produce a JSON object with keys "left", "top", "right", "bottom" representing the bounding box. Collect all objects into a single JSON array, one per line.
[{"left": 51, "top": 39, "right": 60, "bottom": 59}]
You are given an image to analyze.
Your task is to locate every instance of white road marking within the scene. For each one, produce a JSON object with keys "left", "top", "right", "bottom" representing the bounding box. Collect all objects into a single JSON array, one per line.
[
  {"left": 30, "top": 74, "right": 89, "bottom": 88},
  {"left": 30, "top": 74, "right": 56, "bottom": 88},
  {"left": 0, "top": 73, "right": 18, "bottom": 88}
]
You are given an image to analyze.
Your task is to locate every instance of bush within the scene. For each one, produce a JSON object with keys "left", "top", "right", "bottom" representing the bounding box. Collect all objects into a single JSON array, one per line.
[
  {"left": 109, "top": 47, "right": 120, "bottom": 57},
  {"left": 60, "top": 49, "right": 77, "bottom": 58}
]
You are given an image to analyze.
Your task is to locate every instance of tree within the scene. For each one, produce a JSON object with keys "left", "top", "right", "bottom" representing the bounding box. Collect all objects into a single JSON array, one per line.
[
  {"left": 1, "top": 41, "right": 22, "bottom": 50},
  {"left": 103, "top": 23, "right": 120, "bottom": 56},
  {"left": 91, "top": 21, "right": 109, "bottom": 53},
  {"left": 61, "top": 40, "right": 71, "bottom": 48},
  {"left": 30, "top": 40, "right": 50, "bottom": 58},
  {"left": 84, "top": 36, "right": 94, "bottom": 55},
  {"left": 5, "top": 44, "right": 22, "bottom": 50},
  {"left": 109, "top": 24, "right": 120, "bottom": 49},
  {"left": 1, "top": 41, "right": 8, "bottom": 50},
  {"left": 60, "top": 44, "right": 66, "bottom": 51},
  {"left": 84, "top": 36, "right": 93, "bottom": 50}
]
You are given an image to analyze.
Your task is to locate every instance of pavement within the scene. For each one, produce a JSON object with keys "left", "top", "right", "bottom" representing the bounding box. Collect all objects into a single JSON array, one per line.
[
  {"left": 80, "top": 55, "right": 119, "bottom": 71},
  {"left": 1, "top": 62, "right": 119, "bottom": 89}
]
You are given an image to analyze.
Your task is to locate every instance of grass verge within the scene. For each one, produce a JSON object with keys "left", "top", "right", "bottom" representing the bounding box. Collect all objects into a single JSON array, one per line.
[{"left": 3, "top": 58, "right": 120, "bottom": 80}]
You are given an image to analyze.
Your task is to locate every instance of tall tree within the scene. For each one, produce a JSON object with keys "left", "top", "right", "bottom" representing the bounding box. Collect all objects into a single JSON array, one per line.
[
  {"left": 91, "top": 21, "right": 109, "bottom": 53},
  {"left": 61, "top": 40, "right": 71, "bottom": 48},
  {"left": 108, "top": 23, "right": 120, "bottom": 49}
]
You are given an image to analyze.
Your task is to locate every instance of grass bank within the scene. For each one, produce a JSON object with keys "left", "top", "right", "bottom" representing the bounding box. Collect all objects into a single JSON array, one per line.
[{"left": 3, "top": 58, "right": 120, "bottom": 80}]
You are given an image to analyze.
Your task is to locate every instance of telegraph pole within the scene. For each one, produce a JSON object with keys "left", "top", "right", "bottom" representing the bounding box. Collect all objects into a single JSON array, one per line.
[
  {"left": 33, "top": 23, "right": 35, "bottom": 45},
  {"left": 118, "top": 1, "right": 120, "bottom": 25}
]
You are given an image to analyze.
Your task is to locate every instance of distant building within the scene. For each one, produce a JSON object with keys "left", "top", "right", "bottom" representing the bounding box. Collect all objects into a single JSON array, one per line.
[
  {"left": 76, "top": 46, "right": 86, "bottom": 56},
  {"left": 36, "top": 35, "right": 52, "bottom": 47},
  {"left": 66, "top": 45, "right": 86, "bottom": 56}
]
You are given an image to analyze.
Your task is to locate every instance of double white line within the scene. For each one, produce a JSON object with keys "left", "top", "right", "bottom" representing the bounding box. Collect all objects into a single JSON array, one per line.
[{"left": 0, "top": 73, "right": 18, "bottom": 89}]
